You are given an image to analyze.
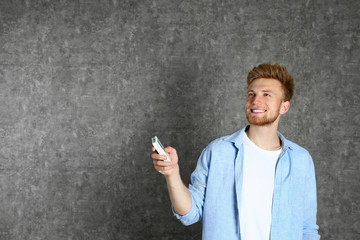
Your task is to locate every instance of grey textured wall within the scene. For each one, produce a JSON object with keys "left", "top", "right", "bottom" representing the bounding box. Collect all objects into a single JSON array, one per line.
[{"left": 0, "top": 0, "right": 359, "bottom": 239}]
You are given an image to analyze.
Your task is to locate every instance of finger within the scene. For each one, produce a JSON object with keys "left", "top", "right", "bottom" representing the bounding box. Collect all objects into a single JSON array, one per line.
[
  {"left": 157, "top": 169, "right": 168, "bottom": 175},
  {"left": 153, "top": 159, "right": 173, "bottom": 167},
  {"left": 155, "top": 165, "right": 173, "bottom": 172},
  {"left": 155, "top": 153, "right": 168, "bottom": 161},
  {"left": 151, "top": 153, "right": 167, "bottom": 160},
  {"left": 164, "top": 146, "right": 176, "bottom": 154},
  {"left": 152, "top": 146, "right": 156, "bottom": 152}
]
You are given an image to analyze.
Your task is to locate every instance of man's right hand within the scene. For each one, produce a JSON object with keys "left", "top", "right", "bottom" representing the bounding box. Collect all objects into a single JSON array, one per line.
[
  {"left": 151, "top": 146, "right": 179, "bottom": 176},
  {"left": 151, "top": 145, "right": 192, "bottom": 216}
]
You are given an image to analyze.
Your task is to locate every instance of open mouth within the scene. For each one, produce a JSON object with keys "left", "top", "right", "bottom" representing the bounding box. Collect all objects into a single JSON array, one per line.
[{"left": 250, "top": 109, "right": 266, "bottom": 113}]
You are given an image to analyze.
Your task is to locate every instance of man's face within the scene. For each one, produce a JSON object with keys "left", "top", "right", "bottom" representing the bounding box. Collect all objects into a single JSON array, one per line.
[{"left": 245, "top": 78, "right": 289, "bottom": 126}]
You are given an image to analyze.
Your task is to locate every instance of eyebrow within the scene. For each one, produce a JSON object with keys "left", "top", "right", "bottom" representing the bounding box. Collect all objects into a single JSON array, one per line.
[{"left": 247, "top": 89, "right": 274, "bottom": 93}]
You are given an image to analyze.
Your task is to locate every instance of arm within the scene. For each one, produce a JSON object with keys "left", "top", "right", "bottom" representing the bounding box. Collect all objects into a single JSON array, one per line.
[
  {"left": 152, "top": 146, "right": 192, "bottom": 216},
  {"left": 303, "top": 156, "right": 321, "bottom": 240}
]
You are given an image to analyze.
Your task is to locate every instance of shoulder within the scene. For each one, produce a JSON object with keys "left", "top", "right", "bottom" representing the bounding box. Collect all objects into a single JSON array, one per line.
[
  {"left": 196, "top": 134, "right": 239, "bottom": 168},
  {"left": 283, "top": 138, "right": 314, "bottom": 169},
  {"left": 286, "top": 139, "right": 311, "bottom": 158},
  {"left": 205, "top": 134, "right": 237, "bottom": 151},
  {"left": 199, "top": 134, "right": 238, "bottom": 162},
  {"left": 205, "top": 127, "right": 246, "bottom": 151}
]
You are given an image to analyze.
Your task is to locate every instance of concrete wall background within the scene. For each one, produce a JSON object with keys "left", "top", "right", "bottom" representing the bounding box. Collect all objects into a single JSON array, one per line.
[{"left": 0, "top": 0, "right": 359, "bottom": 239}]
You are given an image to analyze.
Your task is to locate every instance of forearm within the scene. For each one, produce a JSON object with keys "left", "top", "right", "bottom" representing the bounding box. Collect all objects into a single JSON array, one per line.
[{"left": 165, "top": 164, "right": 192, "bottom": 216}]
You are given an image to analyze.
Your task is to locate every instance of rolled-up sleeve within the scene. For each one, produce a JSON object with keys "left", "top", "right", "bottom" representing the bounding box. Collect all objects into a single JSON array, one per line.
[{"left": 172, "top": 146, "right": 211, "bottom": 226}]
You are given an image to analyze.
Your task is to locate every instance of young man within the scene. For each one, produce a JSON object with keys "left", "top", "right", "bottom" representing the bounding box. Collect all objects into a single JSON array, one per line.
[{"left": 151, "top": 63, "right": 320, "bottom": 240}]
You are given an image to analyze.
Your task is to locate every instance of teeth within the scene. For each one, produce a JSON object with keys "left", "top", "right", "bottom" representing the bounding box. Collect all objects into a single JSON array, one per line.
[{"left": 252, "top": 109, "right": 265, "bottom": 113}]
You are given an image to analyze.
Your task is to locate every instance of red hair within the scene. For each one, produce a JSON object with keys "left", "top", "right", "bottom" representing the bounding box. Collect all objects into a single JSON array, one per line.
[{"left": 247, "top": 63, "right": 294, "bottom": 101}]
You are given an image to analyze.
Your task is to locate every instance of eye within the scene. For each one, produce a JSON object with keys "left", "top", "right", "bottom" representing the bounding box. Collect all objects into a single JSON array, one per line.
[
  {"left": 248, "top": 92, "right": 254, "bottom": 97},
  {"left": 264, "top": 93, "right": 271, "bottom": 97}
]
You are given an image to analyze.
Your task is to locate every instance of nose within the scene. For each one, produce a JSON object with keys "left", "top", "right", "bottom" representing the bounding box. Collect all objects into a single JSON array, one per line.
[{"left": 252, "top": 94, "right": 262, "bottom": 105}]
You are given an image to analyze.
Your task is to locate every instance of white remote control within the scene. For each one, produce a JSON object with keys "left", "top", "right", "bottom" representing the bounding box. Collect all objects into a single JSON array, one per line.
[{"left": 152, "top": 136, "right": 171, "bottom": 162}]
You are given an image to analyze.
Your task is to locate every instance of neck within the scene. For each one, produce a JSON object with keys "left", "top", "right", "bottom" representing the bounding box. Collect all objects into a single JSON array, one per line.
[{"left": 246, "top": 123, "right": 281, "bottom": 150}]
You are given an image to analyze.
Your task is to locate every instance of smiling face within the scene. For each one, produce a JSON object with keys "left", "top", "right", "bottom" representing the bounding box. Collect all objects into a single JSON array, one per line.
[{"left": 245, "top": 78, "right": 290, "bottom": 126}]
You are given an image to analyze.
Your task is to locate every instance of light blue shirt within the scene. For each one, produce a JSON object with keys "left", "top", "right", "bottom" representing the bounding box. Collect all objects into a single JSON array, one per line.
[{"left": 172, "top": 126, "right": 320, "bottom": 240}]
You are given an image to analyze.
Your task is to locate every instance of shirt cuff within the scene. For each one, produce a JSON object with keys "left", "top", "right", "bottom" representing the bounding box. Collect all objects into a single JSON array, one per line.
[{"left": 171, "top": 195, "right": 198, "bottom": 226}]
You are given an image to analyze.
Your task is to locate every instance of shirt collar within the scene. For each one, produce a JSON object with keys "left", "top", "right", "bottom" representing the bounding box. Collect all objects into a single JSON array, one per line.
[{"left": 224, "top": 125, "right": 293, "bottom": 151}]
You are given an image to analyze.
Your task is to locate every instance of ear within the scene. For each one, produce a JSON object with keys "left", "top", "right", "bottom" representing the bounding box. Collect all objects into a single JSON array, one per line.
[{"left": 280, "top": 101, "right": 290, "bottom": 115}]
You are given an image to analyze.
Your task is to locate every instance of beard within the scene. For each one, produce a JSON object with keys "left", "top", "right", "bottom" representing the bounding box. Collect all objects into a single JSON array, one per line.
[
  {"left": 246, "top": 112, "right": 279, "bottom": 126},
  {"left": 245, "top": 104, "right": 281, "bottom": 126}
]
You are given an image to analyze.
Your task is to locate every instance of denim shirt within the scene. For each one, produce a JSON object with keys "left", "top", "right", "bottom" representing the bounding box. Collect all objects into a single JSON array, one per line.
[{"left": 173, "top": 126, "right": 320, "bottom": 240}]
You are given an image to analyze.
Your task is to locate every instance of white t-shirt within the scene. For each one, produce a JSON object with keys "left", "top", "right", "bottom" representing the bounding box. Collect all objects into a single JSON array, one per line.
[{"left": 240, "top": 132, "right": 281, "bottom": 240}]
